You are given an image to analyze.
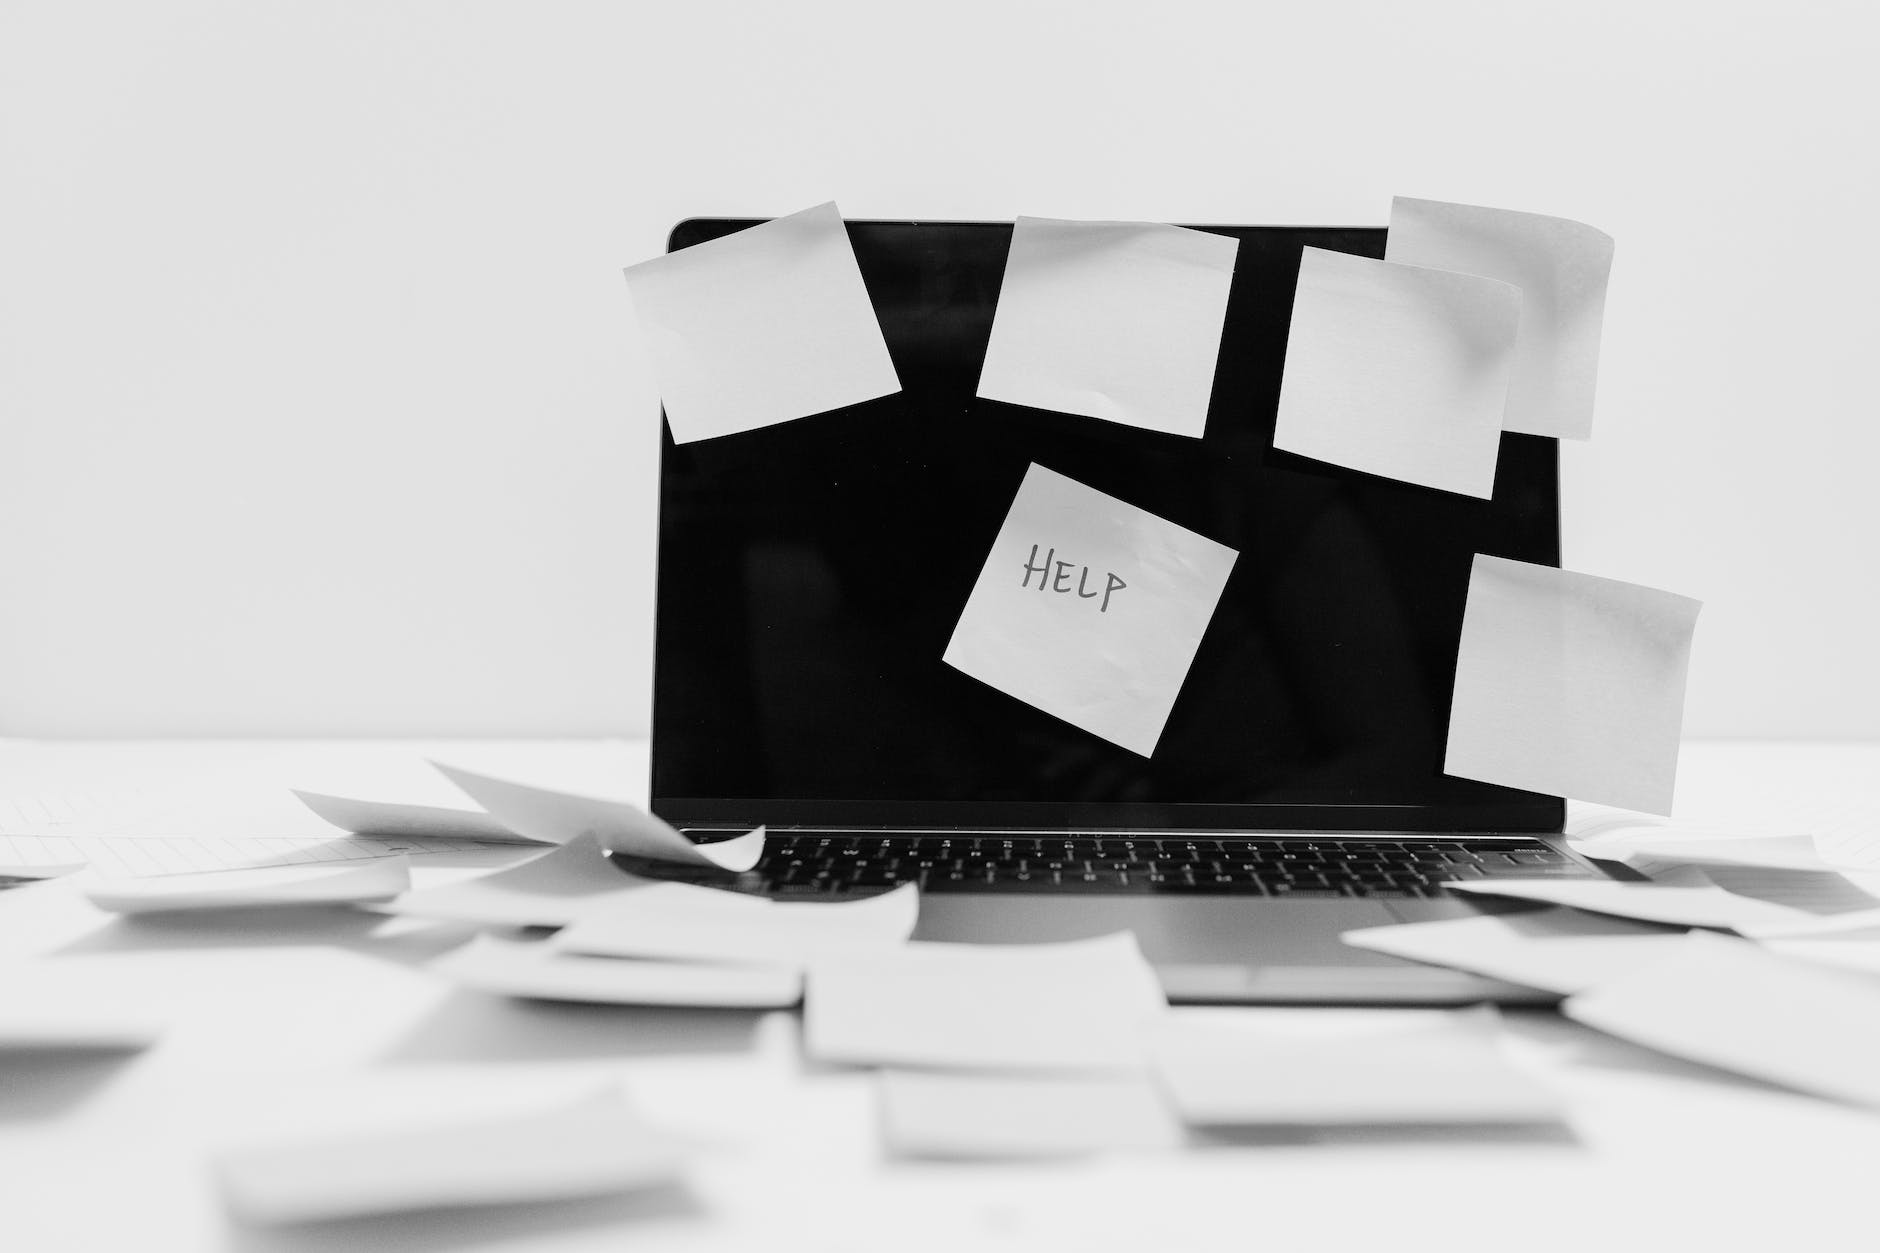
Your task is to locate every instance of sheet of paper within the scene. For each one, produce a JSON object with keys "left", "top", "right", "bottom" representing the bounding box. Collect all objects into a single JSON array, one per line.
[
  {"left": 79, "top": 856, "right": 411, "bottom": 915},
  {"left": 1385, "top": 197, "right": 1614, "bottom": 440},
  {"left": 975, "top": 216, "right": 1239, "bottom": 438},
  {"left": 1273, "top": 247, "right": 1519, "bottom": 497},
  {"left": 293, "top": 790, "right": 526, "bottom": 843},
  {"left": 1564, "top": 931, "right": 1880, "bottom": 1108},
  {"left": 942, "top": 463, "right": 1237, "bottom": 756},
  {"left": 1444, "top": 554, "right": 1701, "bottom": 814},
  {"left": 621, "top": 201, "right": 900, "bottom": 444},
  {"left": 805, "top": 932, "right": 1165, "bottom": 1072},
  {"left": 1151, "top": 1007, "right": 1561, "bottom": 1125},
  {"left": 1342, "top": 908, "right": 1687, "bottom": 995},
  {"left": 553, "top": 882, "right": 917, "bottom": 966},
  {"left": 378, "top": 833, "right": 658, "bottom": 928},
  {"left": 879, "top": 1070, "right": 1183, "bottom": 1159},
  {"left": 433, "top": 762, "right": 763, "bottom": 871},
  {"left": 1442, "top": 877, "right": 1810, "bottom": 930},
  {"left": 0, "top": 962, "right": 166, "bottom": 1050},
  {"left": 431, "top": 932, "right": 801, "bottom": 1008},
  {"left": 215, "top": 1084, "right": 686, "bottom": 1225}
]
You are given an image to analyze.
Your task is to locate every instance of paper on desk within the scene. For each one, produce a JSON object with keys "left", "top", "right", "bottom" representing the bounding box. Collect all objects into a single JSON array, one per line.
[
  {"left": 976, "top": 216, "right": 1239, "bottom": 439},
  {"left": 215, "top": 1083, "right": 686, "bottom": 1225},
  {"left": 1565, "top": 931, "right": 1880, "bottom": 1107},
  {"left": 293, "top": 790, "right": 526, "bottom": 843},
  {"left": 1273, "top": 247, "right": 1519, "bottom": 497},
  {"left": 805, "top": 932, "right": 1166, "bottom": 1071},
  {"left": 379, "top": 833, "right": 656, "bottom": 928},
  {"left": 879, "top": 1070, "right": 1183, "bottom": 1159},
  {"left": 943, "top": 463, "right": 1237, "bottom": 756},
  {"left": 79, "top": 856, "right": 411, "bottom": 915},
  {"left": 622, "top": 201, "right": 900, "bottom": 444},
  {"left": 433, "top": 762, "right": 763, "bottom": 872},
  {"left": 1342, "top": 908, "right": 1687, "bottom": 995},
  {"left": 553, "top": 882, "right": 917, "bottom": 966},
  {"left": 1444, "top": 554, "right": 1701, "bottom": 814},
  {"left": 0, "top": 962, "right": 165, "bottom": 1050},
  {"left": 1385, "top": 197, "right": 1614, "bottom": 440},
  {"left": 1442, "top": 876, "right": 1813, "bottom": 930},
  {"left": 1151, "top": 1007, "right": 1561, "bottom": 1125},
  {"left": 431, "top": 932, "right": 801, "bottom": 1008}
]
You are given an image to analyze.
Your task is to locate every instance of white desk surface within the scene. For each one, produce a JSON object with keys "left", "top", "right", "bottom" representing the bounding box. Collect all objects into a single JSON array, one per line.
[{"left": 3, "top": 739, "right": 1878, "bottom": 1252}]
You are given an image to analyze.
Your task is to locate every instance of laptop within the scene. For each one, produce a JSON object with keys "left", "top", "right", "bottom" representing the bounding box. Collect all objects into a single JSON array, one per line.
[{"left": 643, "top": 216, "right": 1623, "bottom": 1005}]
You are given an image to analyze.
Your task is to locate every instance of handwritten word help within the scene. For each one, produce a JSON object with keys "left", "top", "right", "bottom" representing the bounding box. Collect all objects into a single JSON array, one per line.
[{"left": 1021, "top": 544, "right": 1126, "bottom": 612}]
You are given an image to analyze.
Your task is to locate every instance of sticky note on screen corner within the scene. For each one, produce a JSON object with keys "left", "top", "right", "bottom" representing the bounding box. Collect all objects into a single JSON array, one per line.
[
  {"left": 622, "top": 201, "right": 901, "bottom": 444},
  {"left": 1273, "top": 247, "right": 1519, "bottom": 498},
  {"left": 976, "top": 217, "right": 1239, "bottom": 439},
  {"left": 1444, "top": 554, "right": 1700, "bottom": 815},
  {"left": 942, "top": 464, "right": 1237, "bottom": 756},
  {"left": 1386, "top": 197, "right": 1613, "bottom": 441}
]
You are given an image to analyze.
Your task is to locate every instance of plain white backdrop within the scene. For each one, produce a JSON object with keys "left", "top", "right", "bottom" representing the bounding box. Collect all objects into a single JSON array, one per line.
[{"left": 1, "top": 0, "right": 1874, "bottom": 738}]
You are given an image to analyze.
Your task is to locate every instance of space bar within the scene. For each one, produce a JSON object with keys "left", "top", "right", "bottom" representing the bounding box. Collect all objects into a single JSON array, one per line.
[{"left": 919, "top": 875, "right": 1136, "bottom": 893}]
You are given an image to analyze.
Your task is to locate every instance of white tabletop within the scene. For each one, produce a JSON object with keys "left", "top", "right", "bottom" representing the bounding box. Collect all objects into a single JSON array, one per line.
[{"left": 3, "top": 739, "right": 1878, "bottom": 1252}]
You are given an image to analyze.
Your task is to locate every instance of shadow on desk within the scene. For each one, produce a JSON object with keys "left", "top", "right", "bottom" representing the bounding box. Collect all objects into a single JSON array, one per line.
[
  {"left": 378, "top": 989, "right": 768, "bottom": 1065},
  {"left": 0, "top": 1051, "right": 139, "bottom": 1123}
]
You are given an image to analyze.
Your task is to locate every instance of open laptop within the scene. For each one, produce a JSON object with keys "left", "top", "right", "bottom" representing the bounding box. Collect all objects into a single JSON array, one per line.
[{"left": 643, "top": 217, "right": 1622, "bottom": 1005}]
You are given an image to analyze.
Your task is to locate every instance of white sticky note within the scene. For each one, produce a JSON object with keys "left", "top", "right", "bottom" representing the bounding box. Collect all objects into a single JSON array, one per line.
[
  {"left": 433, "top": 762, "right": 763, "bottom": 872},
  {"left": 1386, "top": 197, "right": 1614, "bottom": 440},
  {"left": 1273, "top": 247, "right": 1519, "bottom": 497},
  {"left": 1445, "top": 555, "right": 1701, "bottom": 814},
  {"left": 80, "top": 856, "right": 410, "bottom": 915},
  {"left": 622, "top": 202, "right": 900, "bottom": 444},
  {"left": 554, "top": 882, "right": 917, "bottom": 966},
  {"left": 1564, "top": 932, "right": 1880, "bottom": 1108},
  {"left": 378, "top": 833, "right": 658, "bottom": 928},
  {"left": 215, "top": 1084, "right": 686, "bottom": 1225},
  {"left": 879, "top": 1070, "right": 1183, "bottom": 1159},
  {"left": 1442, "top": 877, "right": 1808, "bottom": 931},
  {"left": 1, "top": 962, "right": 165, "bottom": 1051},
  {"left": 1342, "top": 908, "right": 1687, "bottom": 995},
  {"left": 431, "top": 933, "right": 802, "bottom": 1008},
  {"left": 293, "top": 790, "right": 526, "bottom": 843},
  {"left": 943, "top": 464, "right": 1237, "bottom": 756},
  {"left": 1152, "top": 1008, "right": 1561, "bottom": 1125},
  {"left": 976, "top": 217, "right": 1239, "bottom": 438},
  {"left": 805, "top": 932, "right": 1166, "bottom": 1072}
]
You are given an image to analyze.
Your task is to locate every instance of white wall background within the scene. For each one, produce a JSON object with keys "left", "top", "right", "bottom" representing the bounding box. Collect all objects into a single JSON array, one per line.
[{"left": 2, "top": 0, "right": 1874, "bottom": 738}]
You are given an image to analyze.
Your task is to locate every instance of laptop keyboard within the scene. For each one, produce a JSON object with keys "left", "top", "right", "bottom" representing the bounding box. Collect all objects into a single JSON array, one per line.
[{"left": 693, "top": 832, "right": 1596, "bottom": 899}]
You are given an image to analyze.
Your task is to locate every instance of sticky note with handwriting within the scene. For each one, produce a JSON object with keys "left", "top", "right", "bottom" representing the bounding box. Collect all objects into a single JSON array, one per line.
[{"left": 943, "top": 464, "right": 1236, "bottom": 756}]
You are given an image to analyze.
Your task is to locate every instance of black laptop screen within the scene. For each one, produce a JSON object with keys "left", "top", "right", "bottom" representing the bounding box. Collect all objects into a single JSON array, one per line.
[{"left": 651, "top": 220, "right": 1563, "bottom": 832}]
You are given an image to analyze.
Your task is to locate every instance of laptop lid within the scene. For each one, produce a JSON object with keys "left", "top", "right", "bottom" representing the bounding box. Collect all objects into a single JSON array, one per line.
[{"left": 649, "top": 219, "right": 1562, "bottom": 834}]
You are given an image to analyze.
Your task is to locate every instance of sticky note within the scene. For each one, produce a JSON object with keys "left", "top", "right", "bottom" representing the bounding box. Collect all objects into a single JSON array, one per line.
[
  {"left": 879, "top": 1071, "right": 1182, "bottom": 1159},
  {"left": 431, "top": 933, "right": 802, "bottom": 1009},
  {"left": 80, "top": 856, "right": 410, "bottom": 915},
  {"left": 1342, "top": 909, "right": 1691, "bottom": 995},
  {"left": 378, "top": 834, "right": 660, "bottom": 929},
  {"left": 1445, "top": 555, "right": 1700, "bottom": 814},
  {"left": 1273, "top": 247, "right": 1520, "bottom": 497},
  {"left": 1386, "top": 197, "right": 1614, "bottom": 440},
  {"left": 943, "top": 463, "right": 1237, "bottom": 756},
  {"left": 553, "top": 882, "right": 917, "bottom": 967},
  {"left": 977, "top": 217, "right": 1239, "bottom": 438},
  {"left": 622, "top": 202, "right": 900, "bottom": 444}
]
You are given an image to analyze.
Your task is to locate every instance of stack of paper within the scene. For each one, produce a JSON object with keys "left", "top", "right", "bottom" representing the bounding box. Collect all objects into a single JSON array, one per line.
[{"left": 79, "top": 856, "right": 410, "bottom": 916}]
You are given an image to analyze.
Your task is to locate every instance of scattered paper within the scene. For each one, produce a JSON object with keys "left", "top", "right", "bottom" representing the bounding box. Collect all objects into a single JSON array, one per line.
[
  {"left": 1442, "top": 876, "right": 1809, "bottom": 930},
  {"left": 215, "top": 1084, "right": 686, "bottom": 1225},
  {"left": 1564, "top": 931, "right": 1880, "bottom": 1108},
  {"left": 432, "top": 932, "right": 801, "bottom": 1008},
  {"left": 378, "top": 834, "right": 657, "bottom": 928},
  {"left": 622, "top": 201, "right": 900, "bottom": 444},
  {"left": 553, "top": 882, "right": 917, "bottom": 966},
  {"left": 293, "top": 790, "right": 525, "bottom": 843},
  {"left": 976, "top": 216, "right": 1239, "bottom": 438},
  {"left": 79, "top": 856, "right": 410, "bottom": 915},
  {"left": 1273, "top": 247, "right": 1519, "bottom": 497},
  {"left": 879, "top": 1070, "right": 1183, "bottom": 1159},
  {"left": 1342, "top": 908, "right": 1686, "bottom": 995},
  {"left": 943, "top": 463, "right": 1237, "bottom": 756},
  {"left": 0, "top": 962, "right": 165, "bottom": 1051},
  {"left": 805, "top": 932, "right": 1165, "bottom": 1072},
  {"left": 1444, "top": 554, "right": 1701, "bottom": 814},
  {"left": 1152, "top": 1008, "right": 1561, "bottom": 1125},
  {"left": 1385, "top": 197, "right": 1614, "bottom": 439},
  {"left": 433, "top": 762, "right": 763, "bottom": 872}
]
